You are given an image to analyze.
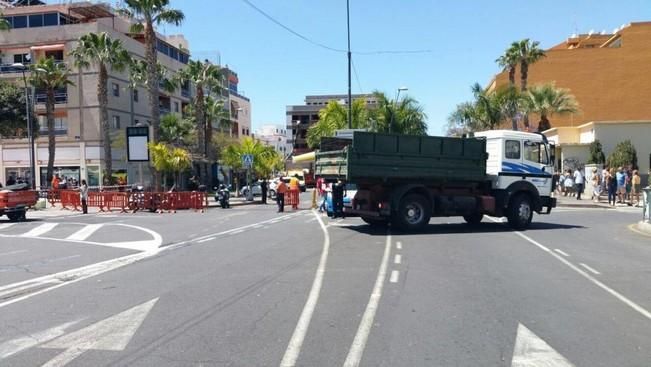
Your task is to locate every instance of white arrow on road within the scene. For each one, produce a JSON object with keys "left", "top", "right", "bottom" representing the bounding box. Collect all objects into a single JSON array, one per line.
[
  {"left": 511, "top": 323, "right": 575, "bottom": 367},
  {"left": 0, "top": 320, "right": 80, "bottom": 359},
  {"left": 40, "top": 298, "right": 158, "bottom": 367}
]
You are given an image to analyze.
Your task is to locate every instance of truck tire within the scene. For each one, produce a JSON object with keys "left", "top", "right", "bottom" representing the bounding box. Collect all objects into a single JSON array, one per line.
[
  {"left": 507, "top": 194, "right": 533, "bottom": 230},
  {"left": 393, "top": 194, "right": 431, "bottom": 232},
  {"left": 463, "top": 212, "right": 483, "bottom": 225},
  {"left": 7, "top": 210, "right": 25, "bottom": 222},
  {"left": 361, "top": 216, "right": 388, "bottom": 228}
]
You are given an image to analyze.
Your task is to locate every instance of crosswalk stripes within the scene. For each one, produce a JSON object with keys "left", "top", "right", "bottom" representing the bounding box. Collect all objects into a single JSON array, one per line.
[
  {"left": 65, "top": 224, "right": 103, "bottom": 241},
  {"left": 20, "top": 223, "right": 58, "bottom": 237}
]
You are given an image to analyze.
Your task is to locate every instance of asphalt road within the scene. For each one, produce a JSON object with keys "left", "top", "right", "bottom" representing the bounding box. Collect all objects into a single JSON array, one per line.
[{"left": 0, "top": 194, "right": 649, "bottom": 366}]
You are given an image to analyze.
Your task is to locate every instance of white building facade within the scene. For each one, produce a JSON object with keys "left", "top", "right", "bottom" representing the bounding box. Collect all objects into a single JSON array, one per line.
[{"left": 254, "top": 124, "right": 291, "bottom": 159}]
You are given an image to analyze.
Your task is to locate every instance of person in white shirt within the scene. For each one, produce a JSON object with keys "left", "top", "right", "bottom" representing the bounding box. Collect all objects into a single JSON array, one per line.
[{"left": 573, "top": 168, "right": 584, "bottom": 200}]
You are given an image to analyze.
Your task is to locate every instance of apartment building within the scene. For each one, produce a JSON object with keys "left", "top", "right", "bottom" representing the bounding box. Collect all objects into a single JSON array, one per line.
[
  {"left": 221, "top": 67, "right": 251, "bottom": 141},
  {"left": 489, "top": 21, "right": 651, "bottom": 179},
  {"left": 254, "top": 124, "right": 291, "bottom": 159},
  {"left": 286, "top": 93, "right": 377, "bottom": 155},
  {"left": 0, "top": 1, "right": 192, "bottom": 187}
]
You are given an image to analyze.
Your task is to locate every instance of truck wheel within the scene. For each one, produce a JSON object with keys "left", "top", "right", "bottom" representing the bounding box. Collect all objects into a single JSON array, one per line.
[
  {"left": 507, "top": 194, "right": 533, "bottom": 230},
  {"left": 393, "top": 194, "right": 431, "bottom": 231},
  {"left": 7, "top": 210, "right": 24, "bottom": 222},
  {"left": 463, "top": 212, "right": 483, "bottom": 225},
  {"left": 361, "top": 217, "right": 388, "bottom": 228}
]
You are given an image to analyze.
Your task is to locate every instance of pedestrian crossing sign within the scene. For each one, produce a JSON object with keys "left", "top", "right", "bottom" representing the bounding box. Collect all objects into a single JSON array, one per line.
[{"left": 242, "top": 154, "right": 254, "bottom": 168}]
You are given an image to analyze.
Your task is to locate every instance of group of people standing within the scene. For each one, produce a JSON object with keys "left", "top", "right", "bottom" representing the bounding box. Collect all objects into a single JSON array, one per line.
[
  {"left": 593, "top": 166, "right": 642, "bottom": 207},
  {"left": 316, "top": 177, "right": 346, "bottom": 218},
  {"left": 273, "top": 176, "right": 300, "bottom": 213},
  {"left": 555, "top": 169, "right": 585, "bottom": 200}
]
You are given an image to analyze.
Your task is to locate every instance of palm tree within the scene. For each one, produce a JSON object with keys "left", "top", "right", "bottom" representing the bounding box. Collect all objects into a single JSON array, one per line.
[
  {"left": 306, "top": 98, "right": 368, "bottom": 148},
  {"left": 176, "top": 60, "right": 223, "bottom": 159},
  {"left": 29, "top": 58, "right": 73, "bottom": 185},
  {"left": 496, "top": 47, "right": 519, "bottom": 86},
  {"left": 221, "top": 137, "right": 281, "bottom": 179},
  {"left": 524, "top": 83, "right": 579, "bottom": 132},
  {"left": 495, "top": 85, "right": 524, "bottom": 130},
  {"left": 71, "top": 32, "right": 131, "bottom": 182},
  {"left": 470, "top": 83, "right": 502, "bottom": 130},
  {"left": 512, "top": 39, "right": 546, "bottom": 129},
  {"left": 371, "top": 91, "right": 427, "bottom": 135},
  {"left": 118, "top": 0, "right": 184, "bottom": 142},
  {"left": 204, "top": 96, "right": 231, "bottom": 134},
  {"left": 160, "top": 113, "right": 194, "bottom": 147}
]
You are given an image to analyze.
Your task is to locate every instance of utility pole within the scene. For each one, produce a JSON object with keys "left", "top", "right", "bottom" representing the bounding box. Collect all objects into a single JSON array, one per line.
[{"left": 346, "top": 0, "right": 352, "bottom": 129}]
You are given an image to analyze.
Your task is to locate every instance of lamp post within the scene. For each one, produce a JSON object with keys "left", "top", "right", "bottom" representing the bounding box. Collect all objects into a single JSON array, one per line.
[
  {"left": 12, "top": 63, "right": 36, "bottom": 190},
  {"left": 390, "top": 86, "right": 408, "bottom": 134},
  {"left": 346, "top": 0, "right": 352, "bottom": 129}
]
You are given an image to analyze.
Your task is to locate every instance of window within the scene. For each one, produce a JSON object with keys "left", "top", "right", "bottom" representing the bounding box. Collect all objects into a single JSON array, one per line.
[
  {"left": 3, "top": 17, "right": 12, "bottom": 28},
  {"left": 45, "top": 50, "right": 63, "bottom": 61},
  {"left": 524, "top": 141, "right": 549, "bottom": 165},
  {"left": 505, "top": 140, "right": 521, "bottom": 159},
  {"left": 12, "top": 15, "right": 27, "bottom": 29},
  {"left": 133, "top": 89, "right": 139, "bottom": 102},
  {"left": 29, "top": 14, "right": 43, "bottom": 27},
  {"left": 38, "top": 117, "right": 67, "bottom": 134},
  {"left": 112, "top": 83, "right": 119, "bottom": 97},
  {"left": 43, "top": 13, "right": 58, "bottom": 26},
  {"left": 112, "top": 116, "right": 120, "bottom": 129},
  {"left": 13, "top": 53, "right": 30, "bottom": 64},
  {"left": 174, "top": 102, "right": 179, "bottom": 113}
]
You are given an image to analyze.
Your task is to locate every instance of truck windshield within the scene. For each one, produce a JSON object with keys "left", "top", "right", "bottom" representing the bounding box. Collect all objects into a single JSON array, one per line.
[{"left": 524, "top": 141, "right": 549, "bottom": 165}]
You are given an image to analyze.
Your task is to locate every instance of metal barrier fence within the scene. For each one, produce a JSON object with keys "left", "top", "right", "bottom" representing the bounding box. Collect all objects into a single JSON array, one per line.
[{"left": 56, "top": 190, "right": 207, "bottom": 213}]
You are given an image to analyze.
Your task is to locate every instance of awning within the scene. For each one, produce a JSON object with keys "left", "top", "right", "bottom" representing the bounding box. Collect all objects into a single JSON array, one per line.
[
  {"left": 30, "top": 44, "right": 65, "bottom": 51},
  {"left": 292, "top": 151, "right": 316, "bottom": 163}
]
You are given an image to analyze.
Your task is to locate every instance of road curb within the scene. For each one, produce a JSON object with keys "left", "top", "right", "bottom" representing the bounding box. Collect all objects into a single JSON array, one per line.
[{"left": 630, "top": 221, "right": 651, "bottom": 237}]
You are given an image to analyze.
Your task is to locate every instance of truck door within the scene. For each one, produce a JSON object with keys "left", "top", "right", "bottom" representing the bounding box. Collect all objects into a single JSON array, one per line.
[{"left": 523, "top": 140, "right": 552, "bottom": 196}]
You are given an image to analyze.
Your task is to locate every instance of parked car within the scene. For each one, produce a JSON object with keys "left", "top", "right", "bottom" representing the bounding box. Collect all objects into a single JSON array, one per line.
[
  {"left": 324, "top": 183, "right": 357, "bottom": 216},
  {"left": 240, "top": 182, "right": 263, "bottom": 197}
]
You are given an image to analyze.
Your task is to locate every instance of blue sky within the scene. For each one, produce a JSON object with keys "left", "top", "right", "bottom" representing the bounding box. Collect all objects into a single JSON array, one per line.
[{"left": 159, "top": 1, "right": 648, "bottom": 134}]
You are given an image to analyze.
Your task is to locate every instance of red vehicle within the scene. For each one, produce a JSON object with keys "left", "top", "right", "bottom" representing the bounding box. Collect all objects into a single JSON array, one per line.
[
  {"left": 0, "top": 190, "right": 38, "bottom": 221},
  {"left": 303, "top": 169, "right": 316, "bottom": 188}
]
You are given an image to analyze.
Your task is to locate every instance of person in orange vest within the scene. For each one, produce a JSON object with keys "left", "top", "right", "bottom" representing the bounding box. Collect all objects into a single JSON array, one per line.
[
  {"left": 289, "top": 174, "right": 300, "bottom": 210},
  {"left": 276, "top": 177, "right": 288, "bottom": 213},
  {"left": 51, "top": 174, "right": 60, "bottom": 190}
]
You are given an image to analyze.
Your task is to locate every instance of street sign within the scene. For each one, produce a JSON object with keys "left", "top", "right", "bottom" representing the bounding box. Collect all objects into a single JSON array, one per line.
[
  {"left": 242, "top": 154, "right": 254, "bottom": 168},
  {"left": 126, "top": 126, "right": 150, "bottom": 162}
]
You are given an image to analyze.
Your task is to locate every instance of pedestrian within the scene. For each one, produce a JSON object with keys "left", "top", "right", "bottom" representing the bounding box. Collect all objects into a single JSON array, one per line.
[
  {"left": 625, "top": 168, "right": 633, "bottom": 204},
  {"left": 563, "top": 170, "right": 574, "bottom": 197},
  {"left": 607, "top": 168, "right": 617, "bottom": 206},
  {"left": 51, "top": 174, "right": 60, "bottom": 190},
  {"left": 573, "top": 168, "right": 584, "bottom": 200},
  {"left": 616, "top": 167, "right": 626, "bottom": 204},
  {"left": 6, "top": 176, "right": 15, "bottom": 187},
  {"left": 276, "top": 177, "right": 287, "bottom": 212},
  {"left": 260, "top": 178, "right": 268, "bottom": 204},
  {"left": 332, "top": 180, "right": 345, "bottom": 218},
  {"left": 79, "top": 179, "right": 89, "bottom": 214},
  {"left": 317, "top": 178, "right": 328, "bottom": 213},
  {"left": 289, "top": 174, "right": 300, "bottom": 210},
  {"left": 591, "top": 168, "right": 601, "bottom": 202},
  {"left": 632, "top": 170, "right": 642, "bottom": 207},
  {"left": 557, "top": 171, "right": 566, "bottom": 196}
]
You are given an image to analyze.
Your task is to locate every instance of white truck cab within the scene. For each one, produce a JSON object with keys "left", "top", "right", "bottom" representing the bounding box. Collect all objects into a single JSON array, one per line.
[{"left": 475, "top": 130, "right": 556, "bottom": 215}]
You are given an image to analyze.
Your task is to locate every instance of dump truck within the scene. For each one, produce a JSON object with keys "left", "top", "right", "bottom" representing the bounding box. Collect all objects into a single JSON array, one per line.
[{"left": 315, "top": 130, "right": 556, "bottom": 231}]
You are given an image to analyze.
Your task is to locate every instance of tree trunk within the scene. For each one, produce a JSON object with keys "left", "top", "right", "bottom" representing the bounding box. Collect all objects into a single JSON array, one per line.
[
  {"left": 511, "top": 117, "right": 518, "bottom": 131},
  {"left": 145, "top": 20, "right": 161, "bottom": 190},
  {"left": 195, "top": 86, "right": 205, "bottom": 157},
  {"left": 508, "top": 66, "right": 516, "bottom": 86},
  {"left": 99, "top": 63, "right": 112, "bottom": 183},
  {"left": 46, "top": 88, "right": 56, "bottom": 185},
  {"left": 520, "top": 61, "right": 530, "bottom": 128}
]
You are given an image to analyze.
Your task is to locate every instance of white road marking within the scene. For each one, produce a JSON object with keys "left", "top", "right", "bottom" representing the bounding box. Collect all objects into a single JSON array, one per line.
[
  {"left": 489, "top": 218, "right": 651, "bottom": 321},
  {"left": 41, "top": 298, "right": 158, "bottom": 367},
  {"left": 579, "top": 263, "right": 601, "bottom": 275},
  {"left": 304, "top": 217, "right": 317, "bottom": 223},
  {"left": 389, "top": 270, "right": 399, "bottom": 283},
  {"left": 230, "top": 229, "right": 244, "bottom": 235},
  {"left": 394, "top": 254, "right": 402, "bottom": 265},
  {"left": 396, "top": 241, "right": 402, "bottom": 250},
  {"left": 0, "top": 249, "right": 27, "bottom": 257},
  {"left": 65, "top": 224, "right": 103, "bottom": 241},
  {"left": 280, "top": 210, "right": 331, "bottom": 367},
  {"left": 197, "top": 237, "right": 216, "bottom": 243},
  {"left": 553, "top": 249, "right": 570, "bottom": 257},
  {"left": 21, "top": 223, "right": 58, "bottom": 237},
  {"left": 0, "top": 223, "right": 15, "bottom": 231},
  {"left": 253, "top": 225, "right": 264, "bottom": 228},
  {"left": 343, "top": 233, "right": 392, "bottom": 367},
  {"left": 511, "top": 323, "right": 575, "bottom": 367},
  {"left": 0, "top": 320, "right": 81, "bottom": 359}
]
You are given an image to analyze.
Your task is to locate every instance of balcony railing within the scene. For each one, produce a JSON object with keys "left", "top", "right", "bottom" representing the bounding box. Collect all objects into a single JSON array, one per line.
[
  {"left": 181, "top": 89, "right": 191, "bottom": 98},
  {"left": 35, "top": 91, "right": 67, "bottom": 104},
  {"left": 0, "top": 61, "right": 66, "bottom": 75},
  {"left": 38, "top": 127, "right": 67, "bottom": 136}
]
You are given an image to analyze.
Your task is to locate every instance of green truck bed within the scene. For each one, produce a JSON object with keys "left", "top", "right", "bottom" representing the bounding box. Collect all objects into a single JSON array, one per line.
[{"left": 315, "top": 132, "right": 488, "bottom": 183}]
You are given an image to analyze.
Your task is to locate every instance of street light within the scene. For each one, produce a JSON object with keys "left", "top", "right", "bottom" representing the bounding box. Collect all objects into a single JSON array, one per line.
[
  {"left": 390, "top": 87, "right": 408, "bottom": 134},
  {"left": 11, "top": 63, "right": 36, "bottom": 190}
]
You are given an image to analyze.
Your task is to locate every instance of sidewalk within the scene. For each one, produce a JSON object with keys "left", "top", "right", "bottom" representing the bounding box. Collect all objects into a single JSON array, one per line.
[{"left": 554, "top": 194, "right": 614, "bottom": 209}]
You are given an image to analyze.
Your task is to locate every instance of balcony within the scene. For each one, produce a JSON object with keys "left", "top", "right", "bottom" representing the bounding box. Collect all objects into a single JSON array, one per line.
[
  {"left": 35, "top": 90, "right": 67, "bottom": 105},
  {"left": 0, "top": 61, "right": 66, "bottom": 75},
  {"left": 181, "top": 88, "right": 191, "bottom": 98}
]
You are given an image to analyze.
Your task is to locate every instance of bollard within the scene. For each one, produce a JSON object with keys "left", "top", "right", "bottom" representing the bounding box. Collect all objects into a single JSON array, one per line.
[{"left": 311, "top": 189, "right": 317, "bottom": 209}]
